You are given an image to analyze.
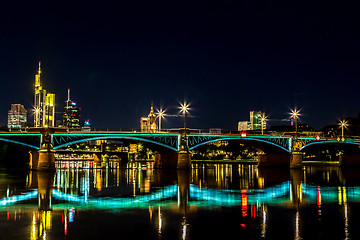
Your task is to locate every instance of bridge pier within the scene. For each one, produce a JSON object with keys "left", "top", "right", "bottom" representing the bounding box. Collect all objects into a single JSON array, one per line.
[
  {"left": 29, "top": 147, "right": 56, "bottom": 170},
  {"left": 177, "top": 146, "right": 192, "bottom": 169},
  {"left": 37, "top": 151, "right": 56, "bottom": 170},
  {"left": 29, "top": 129, "right": 56, "bottom": 170},
  {"left": 339, "top": 154, "right": 360, "bottom": 167},
  {"left": 290, "top": 152, "right": 303, "bottom": 168}
]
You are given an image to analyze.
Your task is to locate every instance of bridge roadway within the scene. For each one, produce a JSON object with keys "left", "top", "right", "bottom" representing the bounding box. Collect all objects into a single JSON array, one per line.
[{"left": 1, "top": 129, "right": 360, "bottom": 168}]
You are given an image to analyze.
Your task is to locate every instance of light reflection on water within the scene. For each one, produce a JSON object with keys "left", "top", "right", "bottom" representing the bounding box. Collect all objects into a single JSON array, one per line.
[{"left": 0, "top": 162, "right": 360, "bottom": 239}]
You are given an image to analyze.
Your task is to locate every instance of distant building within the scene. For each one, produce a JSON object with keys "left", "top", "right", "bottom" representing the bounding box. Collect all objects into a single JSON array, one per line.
[
  {"left": 249, "top": 111, "right": 265, "bottom": 130},
  {"left": 209, "top": 128, "right": 222, "bottom": 134},
  {"left": 140, "top": 103, "right": 158, "bottom": 132},
  {"left": 237, "top": 111, "right": 266, "bottom": 131},
  {"left": 8, "top": 104, "right": 27, "bottom": 130},
  {"left": 82, "top": 119, "right": 91, "bottom": 132},
  {"left": 238, "top": 121, "right": 249, "bottom": 131},
  {"left": 63, "top": 89, "right": 81, "bottom": 130},
  {"left": 33, "top": 62, "right": 56, "bottom": 127}
]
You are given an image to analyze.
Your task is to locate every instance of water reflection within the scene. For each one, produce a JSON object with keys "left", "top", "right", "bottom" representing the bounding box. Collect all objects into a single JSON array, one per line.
[{"left": 0, "top": 162, "right": 359, "bottom": 239}]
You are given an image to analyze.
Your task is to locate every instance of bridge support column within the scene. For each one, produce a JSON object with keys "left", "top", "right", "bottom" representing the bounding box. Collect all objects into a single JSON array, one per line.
[
  {"left": 258, "top": 153, "right": 290, "bottom": 168},
  {"left": 37, "top": 151, "right": 56, "bottom": 170},
  {"left": 32, "top": 130, "right": 56, "bottom": 170},
  {"left": 339, "top": 154, "right": 360, "bottom": 167},
  {"left": 290, "top": 152, "right": 303, "bottom": 168},
  {"left": 177, "top": 147, "right": 191, "bottom": 169}
]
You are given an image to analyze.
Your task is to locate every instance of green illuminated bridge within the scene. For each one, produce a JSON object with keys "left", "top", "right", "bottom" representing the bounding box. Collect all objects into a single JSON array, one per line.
[
  {"left": 1, "top": 130, "right": 360, "bottom": 167},
  {"left": 1, "top": 131, "right": 359, "bottom": 152}
]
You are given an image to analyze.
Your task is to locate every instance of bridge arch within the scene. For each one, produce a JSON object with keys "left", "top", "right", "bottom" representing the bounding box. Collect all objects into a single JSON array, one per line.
[
  {"left": 53, "top": 136, "right": 178, "bottom": 151},
  {"left": 300, "top": 140, "right": 360, "bottom": 152},
  {"left": 0, "top": 137, "right": 40, "bottom": 150},
  {"left": 189, "top": 137, "right": 290, "bottom": 154}
]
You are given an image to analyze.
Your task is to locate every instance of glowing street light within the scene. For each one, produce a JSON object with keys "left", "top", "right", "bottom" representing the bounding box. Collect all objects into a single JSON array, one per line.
[
  {"left": 179, "top": 102, "right": 190, "bottom": 147},
  {"left": 260, "top": 115, "right": 267, "bottom": 135},
  {"left": 290, "top": 109, "right": 300, "bottom": 133},
  {"left": 156, "top": 108, "right": 166, "bottom": 131},
  {"left": 339, "top": 119, "right": 348, "bottom": 141}
]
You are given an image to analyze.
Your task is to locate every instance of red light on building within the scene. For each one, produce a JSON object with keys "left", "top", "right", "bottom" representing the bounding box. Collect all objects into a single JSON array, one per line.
[{"left": 241, "top": 132, "right": 247, "bottom": 138}]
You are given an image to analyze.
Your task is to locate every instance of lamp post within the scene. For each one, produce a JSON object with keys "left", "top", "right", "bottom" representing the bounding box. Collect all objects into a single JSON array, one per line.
[
  {"left": 290, "top": 109, "right": 300, "bottom": 133},
  {"left": 260, "top": 115, "right": 267, "bottom": 135},
  {"left": 339, "top": 120, "right": 347, "bottom": 141},
  {"left": 180, "top": 102, "right": 190, "bottom": 147},
  {"left": 156, "top": 108, "right": 166, "bottom": 131}
]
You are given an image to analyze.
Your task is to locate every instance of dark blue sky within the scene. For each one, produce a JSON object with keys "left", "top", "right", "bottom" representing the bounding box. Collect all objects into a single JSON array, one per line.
[{"left": 1, "top": 1, "right": 359, "bottom": 130}]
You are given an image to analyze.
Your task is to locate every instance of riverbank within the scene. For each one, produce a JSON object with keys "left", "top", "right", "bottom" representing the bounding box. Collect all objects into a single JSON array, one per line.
[
  {"left": 302, "top": 161, "right": 340, "bottom": 166},
  {"left": 129, "top": 159, "right": 341, "bottom": 166},
  {"left": 191, "top": 159, "right": 257, "bottom": 164}
]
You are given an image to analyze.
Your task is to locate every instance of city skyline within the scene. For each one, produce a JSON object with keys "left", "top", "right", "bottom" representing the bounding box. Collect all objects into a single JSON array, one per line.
[
  {"left": 0, "top": 60, "right": 357, "bottom": 131},
  {"left": 1, "top": 1, "right": 359, "bottom": 129}
]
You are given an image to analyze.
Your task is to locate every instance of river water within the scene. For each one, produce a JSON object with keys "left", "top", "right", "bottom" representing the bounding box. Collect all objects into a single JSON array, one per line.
[{"left": 0, "top": 162, "right": 359, "bottom": 239}]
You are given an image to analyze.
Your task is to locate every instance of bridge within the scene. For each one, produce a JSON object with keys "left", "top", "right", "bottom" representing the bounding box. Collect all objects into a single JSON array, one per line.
[{"left": 1, "top": 129, "right": 360, "bottom": 168}]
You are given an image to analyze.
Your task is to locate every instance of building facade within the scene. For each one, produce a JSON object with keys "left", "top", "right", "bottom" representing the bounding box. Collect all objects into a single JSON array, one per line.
[
  {"left": 63, "top": 89, "right": 81, "bottom": 130},
  {"left": 140, "top": 103, "right": 158, "bottom": 132},
  {"left": 238, "top": 121, "right": 249, "bottom": 131},
  {"left": 249, "top": 111, "right": 266, "bottom": 130},
  {"left": 34, "top": 62, "right": 56, "bottom": 127},
  {"left": 8, "top": 104, "right": 27, "bottom": 130}
]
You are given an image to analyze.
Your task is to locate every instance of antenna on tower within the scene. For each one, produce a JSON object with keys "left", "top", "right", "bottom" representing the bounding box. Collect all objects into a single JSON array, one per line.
[
  {"left": 68, "top": 89, "right": 70, "bottom": 101},
  {"left": 38, "top": 61, "right": 41, "bottom": 75}
]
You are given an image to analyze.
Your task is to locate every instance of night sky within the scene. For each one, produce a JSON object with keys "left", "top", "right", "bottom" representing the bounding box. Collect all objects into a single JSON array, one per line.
[{"left": 1, "top": 1, "right": 359, "bottom": 130}]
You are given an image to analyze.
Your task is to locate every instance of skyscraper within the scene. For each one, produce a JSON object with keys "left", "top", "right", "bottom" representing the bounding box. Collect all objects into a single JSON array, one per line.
[
  {"left": 33, "top": 62, "right": 56, "bottom": 127},
  {"left": 34, "top": 62, "right": 46, "bottom": 127},
  {"left": 63, "top": 89, "right": 81, "bottom": 130},
  {"left": 8, "top": 104, "right": 27, "bottom": 130},
  {"left": 249, "top": 111, "right": 265, "bottom": 130}
]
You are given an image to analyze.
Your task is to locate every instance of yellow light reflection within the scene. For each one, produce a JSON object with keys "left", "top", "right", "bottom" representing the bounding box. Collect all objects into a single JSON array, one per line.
[
  {"left": 261, "top": 207, "right": 267, "bottom": 239},
  {"left": 295, "top": 210, "right": 301, "bottom": 240},
  {"left": 158, "top": 206, "right": 162, "bottom": 235}
]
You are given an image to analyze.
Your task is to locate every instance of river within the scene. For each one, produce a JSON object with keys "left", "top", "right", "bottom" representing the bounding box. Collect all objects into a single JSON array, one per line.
[{"left": 0, "top": 161, "right": 359, "bottom": 239}]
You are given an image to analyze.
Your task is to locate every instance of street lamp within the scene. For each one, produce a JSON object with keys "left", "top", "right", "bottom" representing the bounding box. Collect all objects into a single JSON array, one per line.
[
  {"left": 339, "top": 119, "right": 348, "bottom": 141},
  {"left": 290, "top": 109, "right": 300, "bottom": 133},
  {"left": 179, "top": 102, "right": 190, "bottom": 146},
  {"left": 156, "top": 108, "right": 166, "bottom": 131},
  {"left": 260, "top": 115, "right": 267, "bottom": 135}
]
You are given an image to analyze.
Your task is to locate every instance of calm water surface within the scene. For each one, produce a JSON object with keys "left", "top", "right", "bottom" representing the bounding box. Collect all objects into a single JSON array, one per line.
[{"left": 0, "top": 162, "right": 360, "bottom": 239}]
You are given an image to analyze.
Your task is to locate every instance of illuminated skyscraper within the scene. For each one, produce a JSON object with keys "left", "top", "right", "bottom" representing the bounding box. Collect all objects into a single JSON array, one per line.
[
  {"left": 33, "top": 62, "right": 56, "bottom": 127},
  {"left": 140, "top": 103, "right": 158, "bottom": 132},
  {"left": 63, "top": 89, "right": 81, "bottom": 130},
  {"left": 8, "top": 104, "right": 27, "bottom": 130},
  {"left": 34, "top": 62, "right": 46, "bottom": 127},
  {"left": 249, "top": 111, "right": 265, "bottom": 130}
]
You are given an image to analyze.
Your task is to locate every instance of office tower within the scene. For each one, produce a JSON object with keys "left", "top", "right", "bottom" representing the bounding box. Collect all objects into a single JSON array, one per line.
[
  {"left": 8, "top": 104, "right": 27, "bottom": 130},
  {"left": 33, "top": 62, "right": 56, "bottom": 127},
  {"left": 63, "top": 89, "right": 81, "bottom": 129}
]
